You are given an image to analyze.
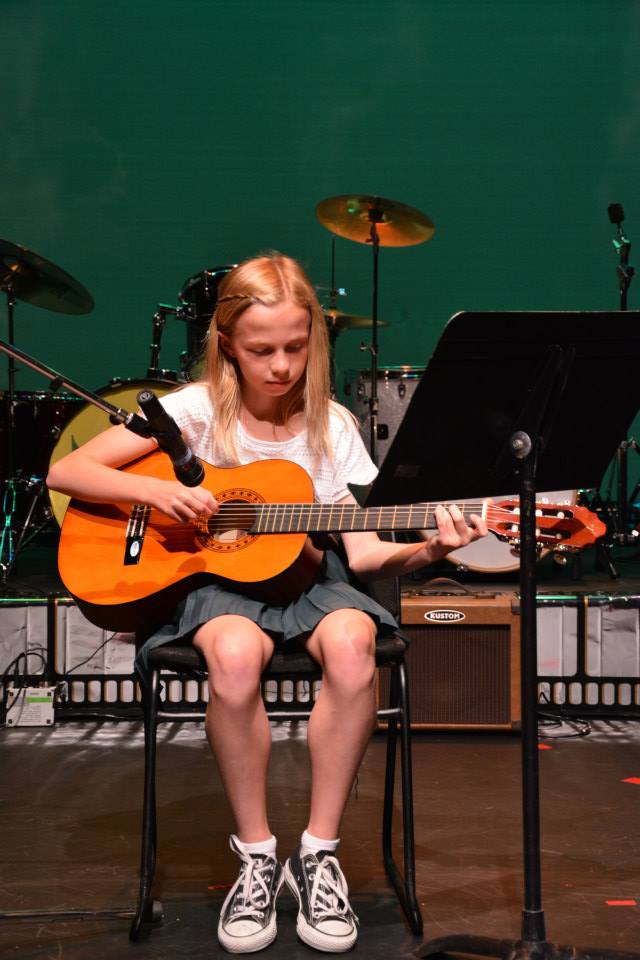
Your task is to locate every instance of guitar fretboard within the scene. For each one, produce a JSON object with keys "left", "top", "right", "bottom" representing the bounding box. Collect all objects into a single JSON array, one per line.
[{"left": 213, "top": 500, "right": 488, "bottom": 534}]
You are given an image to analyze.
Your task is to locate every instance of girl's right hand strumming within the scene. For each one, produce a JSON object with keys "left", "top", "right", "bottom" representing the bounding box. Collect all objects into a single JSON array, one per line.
[{"left": 142, "top": 477, "right": 219, "bottom": 523}]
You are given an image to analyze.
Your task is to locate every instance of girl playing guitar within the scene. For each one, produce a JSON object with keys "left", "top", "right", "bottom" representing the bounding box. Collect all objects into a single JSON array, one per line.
[{"left": 47, "top": 253, "right": 486, "bottom": 954}]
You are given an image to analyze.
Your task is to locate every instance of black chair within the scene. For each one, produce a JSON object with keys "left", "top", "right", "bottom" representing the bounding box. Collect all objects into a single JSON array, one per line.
[{"left": 129, "top": 574, "right": 423, "bottom": 941}]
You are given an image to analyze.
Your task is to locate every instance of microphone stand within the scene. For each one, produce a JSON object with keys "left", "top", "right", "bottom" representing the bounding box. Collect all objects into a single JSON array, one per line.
[
  {"left": 606, "top": 205, "right": 639, "bottom": 555},
  {"left": 610, "top": 205, "right": 635, "bottom": 311},
  {"left": 0, "top": 340, "right": 204, "bottom": 493},
  {"left": 0, "top": 338, "right": 151, "bottom": 439}
]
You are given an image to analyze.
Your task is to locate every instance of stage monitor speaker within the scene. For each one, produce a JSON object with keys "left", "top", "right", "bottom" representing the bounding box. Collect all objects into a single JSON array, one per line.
[{"left": 379, "top": 590, "right": 521, "bottom": 730}]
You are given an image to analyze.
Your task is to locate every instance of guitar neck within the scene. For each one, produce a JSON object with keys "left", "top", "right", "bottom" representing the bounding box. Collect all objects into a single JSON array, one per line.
[{"left": 223, "top": 500, "right": 487, "bottom": 534}]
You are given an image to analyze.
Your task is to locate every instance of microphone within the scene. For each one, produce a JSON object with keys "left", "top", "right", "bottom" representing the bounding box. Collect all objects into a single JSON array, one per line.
[
  {"left": 608, "top": 202, "right": 625, "bottom": 225},
  {"left": 136, "top": 389, "right": 204, "bottom": 487}
]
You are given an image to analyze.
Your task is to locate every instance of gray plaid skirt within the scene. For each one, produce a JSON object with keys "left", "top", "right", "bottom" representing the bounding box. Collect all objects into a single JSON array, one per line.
[{"left": 135, "top": 549, "right": 399, "bottom": 674}]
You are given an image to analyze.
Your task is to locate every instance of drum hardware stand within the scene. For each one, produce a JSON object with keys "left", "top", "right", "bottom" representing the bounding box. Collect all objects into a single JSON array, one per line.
[
  {"left": 147, "top": 304, "right": 178, "bottom": 381},
  {"left": 363, "top": 206, "right": 383, "bottom": 463},
  {"left": 356, "top": 310, "right": 640, "bottom": 960},
  {"left": 1, "top": 239, "right": 95, "bottom": 570},
  {"left": 315, "top": 194, "right": 435, "bottom": 465},
  {"left": 0, "top": 476, "right": 52, "bottom": 583},
  {"left": 1, "top": 284, "right": 50, "bottom": 579},
  {"left": 323, "top": 238, "right": 348, "bottom": 396},
  {"left": 3, "top": 285, "right": 18, "bottom": 478}
]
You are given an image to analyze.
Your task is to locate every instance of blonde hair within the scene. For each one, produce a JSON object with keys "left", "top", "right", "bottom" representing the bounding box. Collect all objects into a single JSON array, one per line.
[{"left": 201, "top": 252, "right": 331, "bottom": 463}]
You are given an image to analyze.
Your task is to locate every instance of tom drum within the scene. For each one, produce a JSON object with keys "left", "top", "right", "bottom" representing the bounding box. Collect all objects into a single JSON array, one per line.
[
  {"left": 177, "top": 264, "right": 236, "bottom": 380},
  {"left": 343, "top": 366, "right": 424, "bottom": 462}
]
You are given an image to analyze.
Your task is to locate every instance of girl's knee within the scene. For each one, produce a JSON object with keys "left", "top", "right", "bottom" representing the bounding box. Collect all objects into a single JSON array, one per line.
[
  {"left": 194, "top": 617, "right": 270, "bottom": 703},
  {"left": 315, "top": 613, "right": 377, "bottom": 692}
]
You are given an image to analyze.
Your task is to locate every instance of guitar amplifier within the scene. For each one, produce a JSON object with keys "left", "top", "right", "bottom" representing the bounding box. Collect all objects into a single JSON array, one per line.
[{"left": 379, "top": 589, "right": 521, "bottom": 730}]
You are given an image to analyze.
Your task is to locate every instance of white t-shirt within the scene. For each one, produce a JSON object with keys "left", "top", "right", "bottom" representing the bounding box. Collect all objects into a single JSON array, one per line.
[{"left": 160, "top": 383, "right": 377, "bottom": 503}]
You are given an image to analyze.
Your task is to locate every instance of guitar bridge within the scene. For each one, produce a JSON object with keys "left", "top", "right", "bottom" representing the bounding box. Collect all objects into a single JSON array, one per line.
[{"left": 124, "top": 504, "right": 150, "bottom": 565}]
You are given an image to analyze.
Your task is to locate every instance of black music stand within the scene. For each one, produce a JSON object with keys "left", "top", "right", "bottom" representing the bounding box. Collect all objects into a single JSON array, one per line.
[{"left": 352, "top": 311, "right": 640, "bottom": 960}]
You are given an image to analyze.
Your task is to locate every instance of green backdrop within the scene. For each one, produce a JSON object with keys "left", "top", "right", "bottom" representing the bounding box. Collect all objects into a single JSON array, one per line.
[{"left": 3, "top": 0, "right": 640, "bottom": 493}]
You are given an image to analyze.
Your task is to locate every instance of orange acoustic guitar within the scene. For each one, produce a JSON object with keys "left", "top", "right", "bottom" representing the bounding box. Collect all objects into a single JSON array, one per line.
[{"left": 58, "top": 450, "right": 606, "bottom": 632}]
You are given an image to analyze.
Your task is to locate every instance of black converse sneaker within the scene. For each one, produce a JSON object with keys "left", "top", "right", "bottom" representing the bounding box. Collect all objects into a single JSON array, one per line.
[
  {"left": 284, "top": 847, "right": 359, "bottom": 953},
  {"left": 218, "top": 835, "right": 283, "bottom": 954}
]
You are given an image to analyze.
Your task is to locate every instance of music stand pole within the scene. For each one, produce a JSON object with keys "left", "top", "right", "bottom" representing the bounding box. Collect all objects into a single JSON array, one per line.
[{"left": 515, "top": 434, "right": 546, "bottom": 944}]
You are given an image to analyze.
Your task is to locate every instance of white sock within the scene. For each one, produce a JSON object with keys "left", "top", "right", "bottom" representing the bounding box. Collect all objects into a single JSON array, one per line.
[
  {"left": 233, "top": 834, "right": 277, "bottom": 858},
  {"left": 301, "top": 829, "right": 339, "bottom": 857}
]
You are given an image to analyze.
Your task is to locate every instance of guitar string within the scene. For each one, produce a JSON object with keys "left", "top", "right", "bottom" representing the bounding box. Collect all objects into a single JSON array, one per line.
[
  {"left": 168, "top": 502, "right": 572, "bottom": 518},
  {"left": 145, "top": 503, "right": 572, "bottom": 544},
  {"left": 183, "top": 505, "right": 571, "bottom": 522},
  {"left": 144, "top": 505, "right": 574, "bottom": 522}
]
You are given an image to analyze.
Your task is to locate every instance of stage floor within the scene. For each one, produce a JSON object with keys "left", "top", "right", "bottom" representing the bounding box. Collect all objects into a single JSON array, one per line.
[{"left": 1, "top": 718, "right": 639, "bottom": 958}]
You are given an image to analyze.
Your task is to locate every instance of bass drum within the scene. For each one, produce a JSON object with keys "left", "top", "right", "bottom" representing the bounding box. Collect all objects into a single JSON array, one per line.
[
  {"left": 442, "top": 489, "right": 578, "bottom": 573},
  {"left": 48, "top": 378, "right": 177, "bottom": 526},
  {"left": 343, "top": 366, "right": 424, "bottom": 462}
]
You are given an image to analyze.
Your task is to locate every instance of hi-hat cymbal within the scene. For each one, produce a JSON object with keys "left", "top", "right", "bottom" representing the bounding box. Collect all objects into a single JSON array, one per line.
[
  {"left": 316, "top": 195, "right": 434, "bottom": 248},
  {"left": 323, "top": 309, "right": 388, "bottom": 331},
  {"left": 0, "top": 239, "right": 94, "bottom": 315}
]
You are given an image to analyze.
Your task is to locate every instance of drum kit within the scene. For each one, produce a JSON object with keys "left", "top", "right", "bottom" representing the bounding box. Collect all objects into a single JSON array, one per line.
[{"left": 0, "top": 194, "right": 604, "bottom": 580}]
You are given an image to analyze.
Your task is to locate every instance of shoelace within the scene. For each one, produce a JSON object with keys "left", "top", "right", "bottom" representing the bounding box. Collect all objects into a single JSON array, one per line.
[
  {"left": 230, "top": 853, "right": 275, "bottom": 920},
  {"left": 307, "top": 855, "right": 354, "bottom": 922}
]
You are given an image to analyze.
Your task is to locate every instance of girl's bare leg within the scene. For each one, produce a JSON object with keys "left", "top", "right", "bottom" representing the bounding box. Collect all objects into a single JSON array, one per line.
[
  {"left": 303, "top": 609, "right": 377, "bottom": 838},
  {"left": 193, "top": 615, "right": 275, "bottom": 842}
]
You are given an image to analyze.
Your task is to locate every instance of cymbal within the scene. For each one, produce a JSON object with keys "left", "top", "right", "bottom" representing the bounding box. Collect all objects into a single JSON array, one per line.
[
  {"left": 323, "top": 309, "right": 388, "bottom": 331},
  {"left": 316, "top": 195, "right": 434, "bottom": 248},
  {"left": 0, "top": 239, "right": 94, "bottom": 314}
]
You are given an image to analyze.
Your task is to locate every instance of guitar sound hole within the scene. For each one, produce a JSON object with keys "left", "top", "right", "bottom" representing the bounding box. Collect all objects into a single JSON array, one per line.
[{"left": 194, "top": 499, "right": 258, "bottom": 553}]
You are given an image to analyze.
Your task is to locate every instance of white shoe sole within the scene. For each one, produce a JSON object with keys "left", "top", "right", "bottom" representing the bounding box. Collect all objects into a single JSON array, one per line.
[
  {"left": 218, "top": 873, "right": 283, "bottom": 954},
  {"left": 284, "top": 862, "right": 358, "bottom": 953}
]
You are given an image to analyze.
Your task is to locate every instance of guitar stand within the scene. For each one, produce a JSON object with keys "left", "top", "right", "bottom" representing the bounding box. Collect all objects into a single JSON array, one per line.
[{"left": 357, "top": 310, "right": 640, "bottom": 960}]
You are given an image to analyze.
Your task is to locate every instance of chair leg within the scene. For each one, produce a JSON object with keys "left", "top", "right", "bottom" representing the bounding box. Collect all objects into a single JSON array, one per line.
[
  {"left": 382, "top": 669, "right": 398, "bottom": 869},
  {"left": 129, "top": 668, "right": 164, "bottom": 940},
  {"left": 382, "top": 661, "right": 423, "bottom": 935}
]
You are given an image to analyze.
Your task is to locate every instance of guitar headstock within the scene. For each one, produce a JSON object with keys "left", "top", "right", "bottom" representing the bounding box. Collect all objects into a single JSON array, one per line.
[{"left": 487, "top": 500, "right": 607, "bottom": 552}]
